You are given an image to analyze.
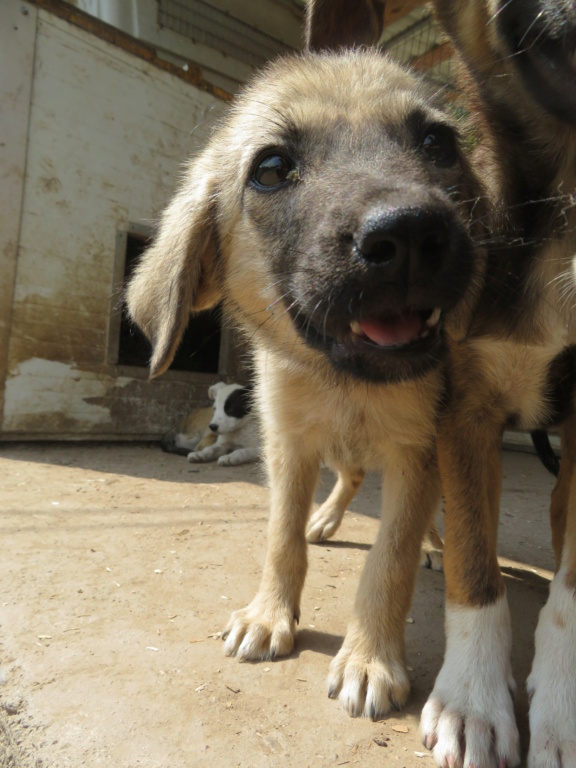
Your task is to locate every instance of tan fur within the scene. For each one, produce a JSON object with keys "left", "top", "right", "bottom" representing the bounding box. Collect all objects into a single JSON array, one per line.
[
  {"left": 306, "top": 466, "right": 444, "bottom": 569},
  {"left": 303, "top": 1, "right": 576, "bottom": 763},
  {"left": 126, "top": 48, "right": 485, "bottom": 720},
  {"left": 306, "top": 466, "right": 366, "bottom": 543},
  {"left": 419, "top": 2, "right": 576, "bottom": 763},
  {"left": 180, "top": 406, "right": 216, "bottom": 451},
  {"left": 426, "top": 0, "right": 576, "bottom": 609}
]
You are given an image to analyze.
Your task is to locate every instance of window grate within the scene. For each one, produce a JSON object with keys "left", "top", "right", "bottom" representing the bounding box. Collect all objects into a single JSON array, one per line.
[
  {"left": 157, "top": 0, "right": 292, "bottom": 69},
  {"left": 380, "top": 12, "right": 453, "bottom": 86}
]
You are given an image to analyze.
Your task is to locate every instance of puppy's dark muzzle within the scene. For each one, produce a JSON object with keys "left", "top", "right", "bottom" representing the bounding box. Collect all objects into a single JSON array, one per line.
[
  {"left": 354, "top": 205, "right": 452, "bottom": 285},
  {"left": 289, "top": 195, "right": 475, "bottom": 383}
]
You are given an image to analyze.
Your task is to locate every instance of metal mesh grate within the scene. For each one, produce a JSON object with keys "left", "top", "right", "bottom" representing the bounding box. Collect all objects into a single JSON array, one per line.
[
  {"left": 380, "top": 10, "right": 453, "bottom": 86},
  {"left": 157, "top": 0, "right": 292, "bottom": 69}
]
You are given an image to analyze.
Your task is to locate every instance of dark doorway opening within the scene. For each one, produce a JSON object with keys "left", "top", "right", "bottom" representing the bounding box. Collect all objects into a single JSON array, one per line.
[{"left": 118, "top": 232, "right": 222, "bottom": 373}]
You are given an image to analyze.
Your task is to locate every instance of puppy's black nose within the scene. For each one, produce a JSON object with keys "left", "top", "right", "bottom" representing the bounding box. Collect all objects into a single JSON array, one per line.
[
  {"left": 209, "top": 423, "right": 218, "bottom": 433},
  {"left": 354, "top": 206, "right": 451, "bottom": 280}
]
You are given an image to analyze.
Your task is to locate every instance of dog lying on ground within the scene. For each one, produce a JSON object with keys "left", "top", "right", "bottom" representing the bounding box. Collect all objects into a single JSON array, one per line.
[
  {"left": 161, "top": 406, "right": 216, "bottom": 456},
  {"left": 186, "top": 382, "right": 259, "bottom": 466},
  {"left": 307, "top": 2, "right": 576, "bottom": 766},
  {"left": 126, "top": 48, "right": 488, "bottom": 718},
  {"left": 162, "top": 382, "right": 259, "bottom": 466}
]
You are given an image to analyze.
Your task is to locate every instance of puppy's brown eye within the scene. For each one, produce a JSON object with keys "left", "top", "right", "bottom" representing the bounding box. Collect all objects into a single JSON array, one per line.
[
  {"left": 421, "top": 124, "right": 458, "bottom": 167},
  {"left": 252, "top": 153, "right": 294, "bottom": 188}
]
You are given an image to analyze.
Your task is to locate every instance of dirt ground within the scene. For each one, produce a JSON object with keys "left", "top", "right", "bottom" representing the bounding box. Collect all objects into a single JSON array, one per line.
[{"left": 0, "top": 442, "right": 556, "bottom": 768}]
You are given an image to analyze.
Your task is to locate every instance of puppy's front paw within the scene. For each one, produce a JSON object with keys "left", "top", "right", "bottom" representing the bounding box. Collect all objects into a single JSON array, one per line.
[
  {"left": 217, "top": 454, "right": 233, "bottom": 466},
  {"left": 527, "top": 572, "right": 576, "bottom": 768},
  {"left": 326, "top": 620, "right": 409, "bottom": 719},
  {"left": 421, "top": 598, "right": 520, "bottom": 768},
  {"left": 187, "top": 450, "right": 205, "bottom": 463},
  {"left": 223, "top": 594, "right": 299, "bottom": 661},
  {"left": 305, "top": 503, "right": 344, "bottom": 543}
]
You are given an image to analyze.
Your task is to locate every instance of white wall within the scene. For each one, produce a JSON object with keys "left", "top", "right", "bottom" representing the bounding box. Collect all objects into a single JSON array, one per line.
[{"left": 1, "top": 6, "right": 228, "bottom": 438}]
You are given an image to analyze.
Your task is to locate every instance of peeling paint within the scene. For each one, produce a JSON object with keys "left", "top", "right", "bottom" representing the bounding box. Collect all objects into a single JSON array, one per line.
[
  {"left": 4, "top": 357, "right": 133, "bottom": 429},
  {"left": 3, "top": 357, "right": 208, "bottom": 437}
]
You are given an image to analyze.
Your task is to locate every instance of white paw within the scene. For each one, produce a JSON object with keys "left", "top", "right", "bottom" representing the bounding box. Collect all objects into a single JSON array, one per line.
[
  {"left": 305, "top": 504, "right": 344, "bottom": 543},
  {"left": 528, "top": 571, "right": 576, "bottom": 768},
  {"left": 326, "top": 619, "right": 409, "bottom": 719},
  {"left": 217, "top": 454, "right": 233, "bottom": 466},
  {"left": 421, "top": 597, "right": 520, "bottom": 768},
  {"left": 187, "top": 451, "right": 204, "bottom": 463},
  {"left": 222, "top": 594, "right": 299, "bottom": 661}
]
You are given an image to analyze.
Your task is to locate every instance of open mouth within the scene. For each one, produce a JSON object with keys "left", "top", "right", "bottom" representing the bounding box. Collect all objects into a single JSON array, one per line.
[
  {"left": 291, "top": 303, "right": 445, "bottom": 383},
  {"left": 348, "top": 307, "right": 441, "bottom": 349}
]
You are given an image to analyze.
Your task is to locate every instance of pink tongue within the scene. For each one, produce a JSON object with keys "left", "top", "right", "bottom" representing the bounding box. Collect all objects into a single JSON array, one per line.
[{"left": 359, "top": 312, "right": 424, "bottom": 347}]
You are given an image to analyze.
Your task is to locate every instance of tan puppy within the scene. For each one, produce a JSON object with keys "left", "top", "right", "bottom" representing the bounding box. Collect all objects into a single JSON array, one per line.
[{"left": 126, "top": 49, "right": 487, "bottom": 718}]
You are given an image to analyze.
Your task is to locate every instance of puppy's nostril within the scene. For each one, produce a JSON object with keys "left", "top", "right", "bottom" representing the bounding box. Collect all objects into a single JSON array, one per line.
[
  {"left": 420, "top": 231, "right": 449, "bottom": 263},
  {"left": 356, "top": 230, "right": 400, "bottom": 266},
  {"left": 361, "top": 237, "right": 398, "bottom": 265}
]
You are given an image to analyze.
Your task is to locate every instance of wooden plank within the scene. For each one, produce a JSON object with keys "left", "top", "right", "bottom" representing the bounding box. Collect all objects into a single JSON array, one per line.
[
  {"left": 384, "top": 0, "right": 429, "bottom": 27},
  {"left": 29, "top": 0, "right": 233, "bottom": 102},
  {"left": 409, "top": 40, "right": 452, "bottom": 72},
  {"left": 0, "top": 1, "right": 37, "bottom": 432}
]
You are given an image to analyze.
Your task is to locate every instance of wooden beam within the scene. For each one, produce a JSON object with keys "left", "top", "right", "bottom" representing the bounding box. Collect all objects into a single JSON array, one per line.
[
  {"left": 29, "top": 0, "right": 233, "bottom": 102},
  {"left": 384, "top": 0, "right": 429, "bottom": 27},
  {"left": 409, "top": 40, "right": 452, "bottom": 72}
]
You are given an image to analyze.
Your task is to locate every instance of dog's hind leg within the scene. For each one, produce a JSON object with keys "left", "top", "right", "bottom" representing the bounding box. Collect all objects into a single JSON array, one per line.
[
  {"left": 528, "top": 433, "right": 576, "bottom": 768},
  {"left": 223, "top": 437, "right": 319, "bottom": 660},
  {"left": 307, "top": 468, "right": 445, "bottom": 572},
  {"left": 306, "top": 467, "right": 365, "bottom": 543},
  {"left": 327, "top": 445, "right": 439, "bottom": 719},
  {"left": 420, "top": 523, "right": 444, "bottom": 572}
]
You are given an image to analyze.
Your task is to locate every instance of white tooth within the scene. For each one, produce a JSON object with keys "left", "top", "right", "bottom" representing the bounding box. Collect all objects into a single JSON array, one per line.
[
  {"left": 350, "top": 320, "right": 363, "bottom": 335},
  {"left": 425, "top": 308, "right": 442, "bottom": 328},
  {"left": 420, "top": 329, "right": 430, "bottom": 339}
]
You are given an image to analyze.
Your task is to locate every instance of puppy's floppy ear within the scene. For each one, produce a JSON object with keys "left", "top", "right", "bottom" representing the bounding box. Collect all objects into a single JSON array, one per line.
[
  {"left": 125, "top": 149, "right": 223, "bottom": 378},
  {"left": 208, "top": 382, "right": 226, "bottom": 400},
  {"left": 305, "top": 0, "right": 385, "bottom": 51}
]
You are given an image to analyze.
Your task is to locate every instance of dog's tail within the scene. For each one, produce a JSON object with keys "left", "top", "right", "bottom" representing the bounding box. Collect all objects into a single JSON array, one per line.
[{"left": 530, "top": 429, "right": 560, "bottom": 477}]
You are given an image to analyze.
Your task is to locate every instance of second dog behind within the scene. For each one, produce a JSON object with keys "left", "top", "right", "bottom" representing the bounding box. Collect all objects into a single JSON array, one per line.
[{"left": 186, "top": 382, "right": 259, "bottom": 466}]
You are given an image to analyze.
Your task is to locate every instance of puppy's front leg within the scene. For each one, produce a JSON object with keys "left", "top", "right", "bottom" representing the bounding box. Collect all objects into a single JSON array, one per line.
[
  {"left": 223, "top": 440, "right": 318, "bottom": 660},
  {"left": 327, "top": 446, "right": 439, "bottom": 719},
  {"left": 421, "top": 405, "right": 520, "bottom": 768},
  {"left": 187, "top": 443, "right": 229, "bottom": 463}
]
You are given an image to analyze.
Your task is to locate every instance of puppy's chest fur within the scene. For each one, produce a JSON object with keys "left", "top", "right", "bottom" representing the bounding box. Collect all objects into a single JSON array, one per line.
[
  {"left": 461, "top": 338, "right": 567, "bottom": 426},
  {"left": 256, "top": 349, "right": 442, "bottom": 469}
]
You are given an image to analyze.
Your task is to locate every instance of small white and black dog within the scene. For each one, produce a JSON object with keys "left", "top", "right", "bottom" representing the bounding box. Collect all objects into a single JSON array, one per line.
[{"left": 185, "top": 382, "right": 259, "bottom": 467}]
